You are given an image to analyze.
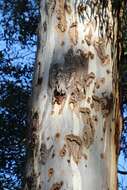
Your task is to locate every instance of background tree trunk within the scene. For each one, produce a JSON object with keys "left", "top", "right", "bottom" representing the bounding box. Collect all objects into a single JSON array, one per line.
[{"left": 24, "top": 1, "right": 122, "bottom": 190}]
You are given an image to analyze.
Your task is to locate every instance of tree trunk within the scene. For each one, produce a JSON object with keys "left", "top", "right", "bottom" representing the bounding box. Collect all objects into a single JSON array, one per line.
[{"left": 24, "top": 1, "right": 122, "bottom": 190}]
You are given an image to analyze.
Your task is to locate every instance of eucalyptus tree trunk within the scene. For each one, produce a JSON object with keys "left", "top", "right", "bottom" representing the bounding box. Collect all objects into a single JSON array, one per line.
[{"left": 24, "top": 1, "right": 122, "bottom": 190}]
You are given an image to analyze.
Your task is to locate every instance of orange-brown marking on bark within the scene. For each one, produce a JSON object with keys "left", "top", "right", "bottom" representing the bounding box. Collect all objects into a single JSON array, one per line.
[
  {"left": 56, "top": 0, "right": 67, "bottom": 32},
  {"left": 48, "top": 168, "right": 54, "bottom": 178},
  {"left": 55, "top": 132, "right": 61, "bottom": 139},
  {"left": 59, "top": 144, "right": 66, "bottom": 158}
]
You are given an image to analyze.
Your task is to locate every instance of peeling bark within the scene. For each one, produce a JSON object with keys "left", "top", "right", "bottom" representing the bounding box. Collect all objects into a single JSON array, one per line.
[{"left": 24, "top": 1, "right": 122, "bottom": 190}]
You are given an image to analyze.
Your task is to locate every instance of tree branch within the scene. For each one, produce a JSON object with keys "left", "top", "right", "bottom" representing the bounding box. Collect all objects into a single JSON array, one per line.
[{"left": 118, "top": 170, "right": 127, "bottom": 175}]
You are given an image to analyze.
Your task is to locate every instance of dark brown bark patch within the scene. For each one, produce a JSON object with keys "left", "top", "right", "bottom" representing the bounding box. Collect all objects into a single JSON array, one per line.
[
  {"left": 82, "top": 123, "right": 95, "bottom": 148},
  {"left": 37, "top": 77, "right": 43, "bottom": 85},
  {"left": 40, "top": 144, "right": 53, "bottom": 165},
  {"left": 65, "top": 134, "right": 82, "bottom": 164},
  {"left": 43, "top": 21, "right": 47, "bottom": 32},
  {"left": 50, "top": 181, "right": 63, "bottom": 190},
  {"left": 49, "top": 48, "right": 89, "bottom": 110},
  {"left": 85, "top": 72, "right": 95, "bottom": 87},
  {"left": 64, "top": 2, "right": 72, "bottom": 14}
]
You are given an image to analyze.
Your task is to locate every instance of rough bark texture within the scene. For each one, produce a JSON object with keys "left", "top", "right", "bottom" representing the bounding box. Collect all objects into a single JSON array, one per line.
[{"left": 24, "top": 1, "right": 122, "bottom": 190}]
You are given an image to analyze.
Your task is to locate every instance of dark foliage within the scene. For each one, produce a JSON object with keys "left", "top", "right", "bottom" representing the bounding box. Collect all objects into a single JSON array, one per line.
[
  {"left": 0, "top": 0, "right": 39, "bottom": 189},
  {"left": 0, "top": 82, "right": 29, "bottom": 189}
]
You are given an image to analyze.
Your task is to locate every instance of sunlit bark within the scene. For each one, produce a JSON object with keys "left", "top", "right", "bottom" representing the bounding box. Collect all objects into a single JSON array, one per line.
[{"left": 24, "top": 1, "right": 122, "bottom": 190}]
